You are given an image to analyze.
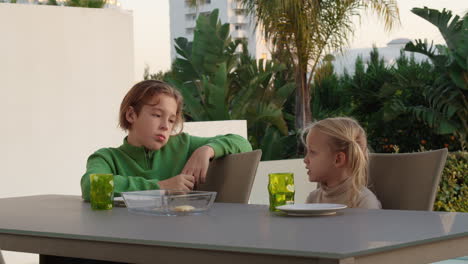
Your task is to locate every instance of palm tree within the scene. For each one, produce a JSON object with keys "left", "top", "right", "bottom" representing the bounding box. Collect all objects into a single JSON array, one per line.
[{"left": 240, "top": 0, "right": 400, "bottom": 131}]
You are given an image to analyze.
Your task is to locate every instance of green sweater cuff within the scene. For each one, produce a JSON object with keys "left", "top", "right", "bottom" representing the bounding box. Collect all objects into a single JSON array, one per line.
[
  {"left": 148, "top": 179, "right": 160, "bottom": 189},
  {"left": 206, "top": 143, "right": 223, "bottom": 159}
]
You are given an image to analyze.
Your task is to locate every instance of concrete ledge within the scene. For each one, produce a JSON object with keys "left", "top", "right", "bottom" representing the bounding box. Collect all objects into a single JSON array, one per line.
[
  {"left": 182, "top": 120, "right": 248, "bottom": 139},
  {"left": 250, "top": 159, "right": 317, "bottom": 204}
]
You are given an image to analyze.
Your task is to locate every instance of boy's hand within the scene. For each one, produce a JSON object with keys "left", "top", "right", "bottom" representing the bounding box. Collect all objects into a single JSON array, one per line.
[
  {"left": 182, "top": 146, "right": 215, "bottom": 184},
  {"left": 158, "top": 174, "right": 195, "bottom": 191}
]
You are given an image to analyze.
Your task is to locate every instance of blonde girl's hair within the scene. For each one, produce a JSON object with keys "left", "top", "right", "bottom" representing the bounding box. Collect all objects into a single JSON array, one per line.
[
  {"left": 119, "top": 80, "right": 184, "bottom": 134},
  {"left": 302, "top": 117, "right": 369, "bottom": 207}
]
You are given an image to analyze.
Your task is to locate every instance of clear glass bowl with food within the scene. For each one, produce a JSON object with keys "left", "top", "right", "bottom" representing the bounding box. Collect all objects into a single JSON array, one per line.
[{"left": 121, "top": 190, "right": 217, "bottom": 216}]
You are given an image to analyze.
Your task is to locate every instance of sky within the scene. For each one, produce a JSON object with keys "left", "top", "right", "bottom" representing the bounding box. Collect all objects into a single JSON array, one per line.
[{"left": 118, "top": 0, "right": 467, "bottom": 81}]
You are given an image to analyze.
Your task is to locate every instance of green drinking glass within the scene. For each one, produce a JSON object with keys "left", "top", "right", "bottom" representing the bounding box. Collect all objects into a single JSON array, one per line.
[
  {"left": 90, "top": 173, "right": 114, "bottom": 210},
  {"left": 268, "top": 173, "right": 294, "bottom": 211}
]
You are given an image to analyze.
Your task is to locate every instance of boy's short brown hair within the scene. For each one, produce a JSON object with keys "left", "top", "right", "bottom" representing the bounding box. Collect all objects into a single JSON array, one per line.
[{"left": 119, "top": 80, "right": 184, "bottom": 132}]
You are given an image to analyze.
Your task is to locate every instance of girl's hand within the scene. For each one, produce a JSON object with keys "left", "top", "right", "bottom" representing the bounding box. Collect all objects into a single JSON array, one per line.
[
  {"left": 159, "top": 174, "right": 195, "bottom": 191},
  {"left": 182, "top": 146, "right": 215, "bottom": 184}
]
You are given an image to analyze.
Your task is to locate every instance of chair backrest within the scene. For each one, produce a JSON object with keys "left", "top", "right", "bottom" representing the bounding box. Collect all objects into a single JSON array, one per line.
[
  {"left": 368, "top": 148, "right": 448, "bottom": 211},
  {"left": 196, "top": 150, "right": 262, "bottom": 203}
]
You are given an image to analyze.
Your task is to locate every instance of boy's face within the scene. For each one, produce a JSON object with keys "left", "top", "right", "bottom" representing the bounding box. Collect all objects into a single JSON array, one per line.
[
  {"left": 303, "top": 129, "right": 337, "bottom": 183},
  {"left": 126, "top": 94, "right": 178, "bottom": 150}
]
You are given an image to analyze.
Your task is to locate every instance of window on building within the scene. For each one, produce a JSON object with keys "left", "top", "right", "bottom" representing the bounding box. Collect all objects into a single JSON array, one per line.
[
  {"left": 235, "top": 24, "right": 243, "bottom": 30},
  {"left": 185, "top": 14, "right": 196, "bottom": 21},
  {"left": 185, "top": 28, "right": 194, "bottom": 35},
  {"left": 235, "top": 9, "right": 246, "bottom": 16},
  {"left": 205, "top": 0, "right": 211, "bottom": 4}
]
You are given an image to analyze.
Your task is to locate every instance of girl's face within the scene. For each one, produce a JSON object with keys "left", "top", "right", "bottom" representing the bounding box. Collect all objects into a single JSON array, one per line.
[
  {"left": 126, "top": 94, "right": 178, "bottom": 150},
  {"left": 303, "top": 129, "right": 338, "bottom": 183}
]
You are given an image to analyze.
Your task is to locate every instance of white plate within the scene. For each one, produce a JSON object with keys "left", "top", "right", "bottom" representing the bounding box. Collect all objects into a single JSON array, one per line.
[{"left": 276, "top": 203, "right": 347, "bottom": 216}]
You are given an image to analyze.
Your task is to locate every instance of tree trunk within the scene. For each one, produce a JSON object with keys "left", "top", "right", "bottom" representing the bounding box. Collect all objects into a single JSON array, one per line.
[
  {"left": 294, "top": 65, "right": 311, "bottom": 156},
  {"left": 294, "top": 68, "right": 312, "bottom": 132}
]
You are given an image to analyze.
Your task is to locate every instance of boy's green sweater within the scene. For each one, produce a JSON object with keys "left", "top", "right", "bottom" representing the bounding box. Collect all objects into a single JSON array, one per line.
[{"left": 81, "top": 133, "right": 252, "bottom": 201}]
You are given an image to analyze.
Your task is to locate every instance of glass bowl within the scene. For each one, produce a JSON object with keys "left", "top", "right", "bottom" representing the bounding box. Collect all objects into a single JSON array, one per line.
[{"left": 121, "top": 190, "right": 217, "bottom": 216}]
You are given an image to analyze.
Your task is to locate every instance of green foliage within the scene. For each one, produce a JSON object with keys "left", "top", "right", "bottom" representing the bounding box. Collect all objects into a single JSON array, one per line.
[
  {"left": 165, "top": 5, "right": 464, "bottom": 163},
  {"left": 65, "top": 0, "right": 106, "bottom": 8},
  {"left": 316, "top": 47, "right": 463, "bottom": 153},
  {"left": 143, "top": 65, "right": 172, "bottom": 81},
  {"left": 310, "top": 60, "right": 352, "bottom": 120},
  {"left": 404, "top": 7, "right": 468, "bottom": 146},
  {"left": 1, "top": 0, "right": 106, "bottom": 6},
  {"left": 434, "top": 152, "right": 468, "bottom": 212},
  {"left": 167, "top": 9, "right": 295, "bottom": 160}
]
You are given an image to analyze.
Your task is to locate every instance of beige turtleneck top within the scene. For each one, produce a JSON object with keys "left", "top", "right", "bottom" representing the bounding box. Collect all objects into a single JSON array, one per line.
[{"left": 306, "top": 177, "right": 382, "bottom": 209}]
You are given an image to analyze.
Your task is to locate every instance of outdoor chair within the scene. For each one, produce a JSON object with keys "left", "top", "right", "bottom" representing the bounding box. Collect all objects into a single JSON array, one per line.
[
  {"left": 196, "top": 150, "right": 262, "bottom": 203},
  {"left": 368, "top": 148, "right": 448, "bottom": 211}
]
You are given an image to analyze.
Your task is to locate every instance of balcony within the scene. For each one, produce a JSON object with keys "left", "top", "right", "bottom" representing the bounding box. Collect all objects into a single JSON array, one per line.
[
  {"left": 230, "top": 0, "right": 246, "bottom": 10},
  {"left": 229, "top": 15, "right": 249, "bottom": 24}
]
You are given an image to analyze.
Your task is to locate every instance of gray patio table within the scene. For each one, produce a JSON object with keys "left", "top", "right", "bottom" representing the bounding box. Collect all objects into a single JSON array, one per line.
[{"left": 0, "top": 195, "right": 467, "bottom": 264}]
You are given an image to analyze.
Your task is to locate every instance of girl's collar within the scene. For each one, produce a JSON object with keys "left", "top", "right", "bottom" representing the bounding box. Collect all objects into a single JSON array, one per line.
[{"left": 321, "top": 176, "right": 353, "bottom": 197}]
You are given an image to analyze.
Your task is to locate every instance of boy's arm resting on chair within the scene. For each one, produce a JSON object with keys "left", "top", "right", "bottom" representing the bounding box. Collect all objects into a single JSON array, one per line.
[{"left": 176, "top": 133, "right": 252, "bottom": 184}]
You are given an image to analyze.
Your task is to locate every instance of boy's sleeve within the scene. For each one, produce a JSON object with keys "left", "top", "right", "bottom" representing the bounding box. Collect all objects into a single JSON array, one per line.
[
  {"left": 187, "top": 134, "right": 252, "bottom": 159},
  {"left": 80, "top": 153, "right": 160, "bottom": 202}
]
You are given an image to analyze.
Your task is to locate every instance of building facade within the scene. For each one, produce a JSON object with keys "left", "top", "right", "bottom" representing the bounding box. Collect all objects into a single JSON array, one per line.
[
  {"left": 332, "top": 38, "right": 430, "bottom": 75},
  {"left": 169, "top": 0, "right": 270, "bottom": 62}
]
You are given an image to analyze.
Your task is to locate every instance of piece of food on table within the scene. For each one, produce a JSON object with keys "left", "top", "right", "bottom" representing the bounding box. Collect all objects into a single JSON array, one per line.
[{"left": 173, "top": 205, "right": 195, "bottom": 212}]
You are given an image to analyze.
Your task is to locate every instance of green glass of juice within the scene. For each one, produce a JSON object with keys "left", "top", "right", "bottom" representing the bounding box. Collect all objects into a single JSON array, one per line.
[
  {"left": 90, "top": 173, "right": 114, "bottom": 210},
  {"left": 268, "top": 172, "right": 294, "bottom": 211}
]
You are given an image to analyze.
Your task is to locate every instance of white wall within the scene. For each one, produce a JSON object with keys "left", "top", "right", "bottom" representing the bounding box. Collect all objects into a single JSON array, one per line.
[
  {"left": 0, "top": 4, "right": 134, "bottom": 263},
  {"left": 0, "top": 3, "right": 134, "bottom": 197}
]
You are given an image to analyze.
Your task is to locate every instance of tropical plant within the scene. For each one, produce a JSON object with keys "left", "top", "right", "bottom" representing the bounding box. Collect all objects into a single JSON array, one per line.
[
  {"left": 239, "top": 0, "right": 400, "bottom": 133},
  {"left": 65, "top": 0, "right": 106, "bottom": 8},
  {"left": 233, "top": 49, "right": 297, "bottom": 160},
  {"left": 168, "top": 9, "right": 243, "bottom": 121},
  {"left": 337, "top": 47, "right": 463, "bottom": 153},
  {"left": 404, "top": 7, "right": 468, "bottom": 148},
  {"left": 310, "top": 56, "right": 352, "bottom": 120},
  {"left": 167, "top": 9, "right": 295, "bottom": 159}
]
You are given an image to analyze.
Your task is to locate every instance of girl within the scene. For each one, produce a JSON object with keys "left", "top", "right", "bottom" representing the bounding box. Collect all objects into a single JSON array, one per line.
[
  {"left": 80, "top": 80, "right": 252, "bottom": 201},
  {"left": 302, "top": 117, "right": 381, "bottom": 209}
]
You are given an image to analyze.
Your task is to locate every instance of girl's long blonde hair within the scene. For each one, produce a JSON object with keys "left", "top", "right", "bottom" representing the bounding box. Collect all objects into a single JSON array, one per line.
[{"left": 302, "top": 117, "right": 369, "bottom": 207}]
